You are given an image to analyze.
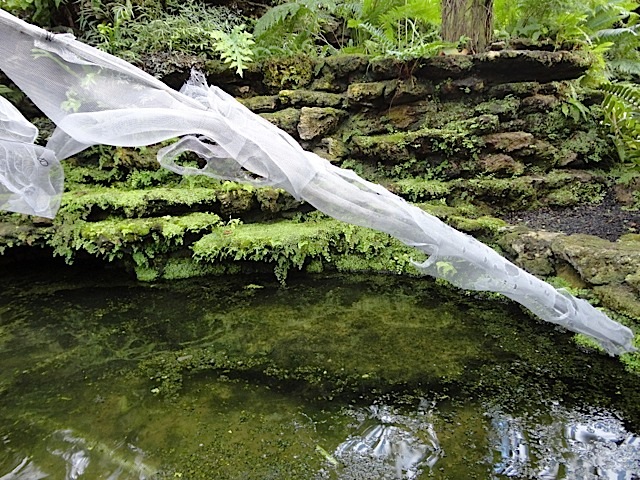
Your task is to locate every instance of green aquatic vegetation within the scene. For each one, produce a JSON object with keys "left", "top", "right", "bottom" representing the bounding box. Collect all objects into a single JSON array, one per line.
[{"left": 1, "top": 269, "right": 640, "bottom": 477}]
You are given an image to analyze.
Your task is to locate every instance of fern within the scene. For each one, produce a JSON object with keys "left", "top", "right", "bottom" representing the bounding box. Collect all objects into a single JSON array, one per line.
[
  {"left": 0, "top": 84, "right": 25, "bottom": 103},
  {"left": 211, "top": 25, "right": 255, "bottom": 77},
  {"left": 352, "top": 21, "right": 396, "bottom": 53},
  {"left": 253, "top": 2, "right": 304, "bottom": 38},
  {"left": 378, "top": 1, "right": 440, "bottom": 31},
  {"left": 602, "top": 83, "right": 640, "bottom": 111},
  {"left": 600, "top": 82, "right": 640, "bottom": 166}
]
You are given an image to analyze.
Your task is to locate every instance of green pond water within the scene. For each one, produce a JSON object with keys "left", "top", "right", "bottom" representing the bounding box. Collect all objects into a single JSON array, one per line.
[{"left": 1, "top": 262, "right": 639, "bottom": 479}]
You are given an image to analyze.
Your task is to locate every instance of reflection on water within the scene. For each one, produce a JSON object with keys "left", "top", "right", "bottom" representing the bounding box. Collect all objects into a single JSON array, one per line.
[
  {"left": 0, "top": 268, "right": 639, "bottom": 479},
  {"left": 0, "top": 457, "right": 47, "bottom": 480},
  {"left": 489, "top": 405, "right": 640, "bottom": 479},
  {"left": 2, "top": 427, "right": 155, "bottom": 480},
  {"left": 322, "top": 403, "right": 441, "bottom": 480}
]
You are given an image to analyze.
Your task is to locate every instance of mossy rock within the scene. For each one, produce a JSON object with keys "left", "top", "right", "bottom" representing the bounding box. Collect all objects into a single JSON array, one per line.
[
  {"left": 262, "top": 55, "right": 317, "bottom": 90},
  {"left": 323, "top": 54, "right": 369, "bottom": 78},
  {"left": 552, "top": 234, "right": 640, "bottom": 285},
  {"left": 260, "top": 108, "right": 301, "bottom": 136},
  {"left": 238, "top": 95, "right": 280, "bottom": 113},
  {"left": 297, "top": 107, "right": 347, "bottom": 141},
  {"left": 594, "top": 284, "right": 640, "bottom": 320},
  {"left": 498, "top": 228, "right": 563, "bottom": 276},
  {"left": 278, "top": 89, "right": 346, "bottom": 108}
]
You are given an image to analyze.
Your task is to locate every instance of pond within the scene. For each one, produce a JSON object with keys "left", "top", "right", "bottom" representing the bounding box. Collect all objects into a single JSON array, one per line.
[{"left": 1, "top": 261, "right": 639, "bottom": 479}]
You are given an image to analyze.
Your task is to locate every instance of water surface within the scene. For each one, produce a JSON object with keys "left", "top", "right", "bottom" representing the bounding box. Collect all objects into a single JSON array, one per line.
[{"left": 1, "top": 263, "right": 639, "bottom": 479}]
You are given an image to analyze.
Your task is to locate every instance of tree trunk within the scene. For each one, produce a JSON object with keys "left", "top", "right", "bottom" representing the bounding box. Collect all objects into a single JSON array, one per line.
[{"left": 441, "top": 0, "right": 493, "bottom": 53}]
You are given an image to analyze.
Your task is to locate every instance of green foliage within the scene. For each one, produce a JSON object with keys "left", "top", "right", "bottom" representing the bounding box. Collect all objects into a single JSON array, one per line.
[
  {"left": 600, "top": 82, "right": 640, "bottom": 167},
  {"left": 391, "top": 178, "right": 452, "bottom": 202},
  {"left": 50, "top": 211, "right": 222, "bottom": 265},
  {"left": 0, "top": 84, "right": 24, "bottom": 104},
  {"left": 252, "top": 0, "right": 447, "bottom": 60},
  {"left": 346, "top": 0, "right": 447, "bottom": 59},
  {"left": 209, "top": 25, "right": 254, "bottom": 77},
  {"left": 78, "top": 0, "right": 254, "bottom": 76},
  {"left": 192, "top": 217, "right": 425, "bottom": 283},
  {"left": 0, "top": 0, "right": 67, "bottom": 25},
  {"left": 252, "top": 0, "right": 340, "bottom": 58},
  {"left": 495, "top": 0, "right": 640, "bottom": 84}
]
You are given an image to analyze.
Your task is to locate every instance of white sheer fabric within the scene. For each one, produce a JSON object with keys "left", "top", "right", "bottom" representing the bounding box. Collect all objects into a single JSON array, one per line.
[
  {"left": 0, "top": 9, "right": 635, "bottom": 354},
  {"left": 0, "top": 95, "right": 63, "bottom": 217}
]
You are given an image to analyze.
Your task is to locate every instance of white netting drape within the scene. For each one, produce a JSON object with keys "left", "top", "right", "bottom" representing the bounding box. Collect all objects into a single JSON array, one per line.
[
  {"left": 0, "top": 9, "right": 635, "bottom": 354},
  {"left": 0, "top": 95, "right": 63, "bottom": 217}
]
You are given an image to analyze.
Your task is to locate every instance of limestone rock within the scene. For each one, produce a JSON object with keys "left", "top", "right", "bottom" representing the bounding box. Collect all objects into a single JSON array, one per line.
[
  {"left": 324, "top": 54, "right": 368, "bottom": 77},
  {"left": 498, "top": 228, "right": 563, "bottom": 276},
  {"left": 483, "top": 131, "right": 535, "bottom": 152},
  {"left": 260, "top": 108, "right": 301, "bottom": 137},
  {"left": 478, "top": 153, "right": 525, "bottom": 177},
  {"left": 347, "top": 82, "right": 386, "bottom": 105},
  {"left": 297, "top": 107, "right": 346, "bottom": 141},
  {"left": 551, "top": 234, "right": 640, "bottom": 285},
  {"left": 521, "top": 94, "right": 559, "bottom": 112},
  {"left": 312, "top": 137, "right": 349, "bottom": 162},
  {"left": 385, "top": 78, "right": 435, "bottom": 105},
  {"left": 239, "top": 95, "right": 279, "bottom": 113},
  {"left": 278, "top": 89, "right": 345, "bottom": 108},
  {"left": 593, "top": 284, "right": 640, "bottom": 319}
]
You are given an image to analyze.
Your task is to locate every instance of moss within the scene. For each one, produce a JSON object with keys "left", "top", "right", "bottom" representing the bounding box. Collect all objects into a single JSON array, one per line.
[
  {"left": 352, "top": 126, "right": 484, "bottom": 163},
  {"left": 544, "top": 181, "right": 605, "bottom": 207},
  {"left": 191, "top": 217, "right": 426, "bottom": 283},
  {"left": 390, "top": 178, "right": 452, "bottom": 201},
  {"left": 260, "top": 107, "right": 301, "bottom": 135},
  {"left": 238, "top": 95, "right": 280, "bottom": 113},
  {"left": 263, "top": 55, "right": 317, "bottom": 90},
  {"left": 346, "top": 82, "right": 386, "bottom": 104},
  {"left": 447, "top": 215, "right": 507, "bottom": 237},
  {"left": 58, "top": 186, "right": 220, "bottom": 219},
  {"left": 49, "top": 212, "right": 221, "bottom": 265},
  {"left": 593, "top": 285, "right": 640, "bottom": 320},
  {"left": 473, "top": 95, "right": 521, "bottom": 119},
  {"left": 459, "top": 176, "right": 538, "bottom": 209},
  {"left": 324, "top": 53, "right": 369, "bottom": 77},
  {"left": 457, "top": 171, "right": 607, "bottom": 210},
  {"left": 277, "top": 89, "right": 345, "bottom": 108}
]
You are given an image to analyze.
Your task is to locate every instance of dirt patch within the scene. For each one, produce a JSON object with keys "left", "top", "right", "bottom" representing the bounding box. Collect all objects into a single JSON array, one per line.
[{"left": 503, "top": 192, "right": 639, "bottom": 241}]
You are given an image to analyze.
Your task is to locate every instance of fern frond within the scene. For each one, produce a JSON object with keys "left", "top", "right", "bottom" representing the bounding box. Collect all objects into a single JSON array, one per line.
[
  {"left": 386, "top": 40, "right": 449, "bottom": 61},
  {"left": 253, "top": 3, "right": 302, "bottom": 37},
  {"left": 334, "top": 1, "right": 362, "bottom": 21},
  {"left": 601, "top": 82, "right": 640, "bottom": 111},
  {"left": 600, "top": 82, "right": 640, "bottom": 166},
  {"left": 354, "top": 21, "right": 396, "bottom": 54},
  {"left": 607, "top": 59, "right": 640, "bottom": 77},
  {"left": 211, "top": 25, "right": 255, "bottom": 77},
  {"left": 361, "top": 0, "right": 404, "bottom": 24},
  {"left": 592, "top": 27, "right": 639, "bottom": 40},
  {"left": 378, "top": 0, "right": 440, "bottom": 29},
  {"left": 585, "top": 0, "right": 638, "bottom": 32}
]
